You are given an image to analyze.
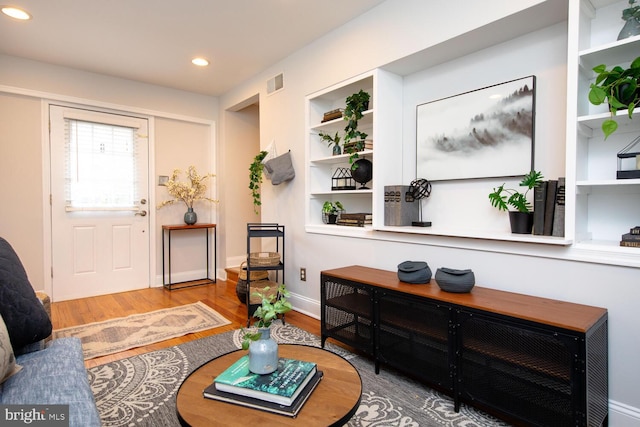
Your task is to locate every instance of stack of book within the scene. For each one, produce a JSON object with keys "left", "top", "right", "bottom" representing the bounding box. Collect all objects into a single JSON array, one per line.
[
  {"left": 532, "top": 177, "right": 565, "bottom": 237},
  {"left": 620, "top": 226, "right": 640, "bottom": 248},
  {"left": 321, "top": 108, "right": 343, "bottom": 122},
  {"left": 337, "top": 212, "right": 372, "bottom": 227},
  {"left": 343, "top": 139, "right": 373, "bottom": 153},
  {"left": 203, "top": 355, "right": 323, "bottom": 417}
]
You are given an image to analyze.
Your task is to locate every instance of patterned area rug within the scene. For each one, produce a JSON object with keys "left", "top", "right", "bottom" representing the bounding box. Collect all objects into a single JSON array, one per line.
[
  {"left": 53, "top": 301, "right": 231, "bottom": 359},
  {"left": 87, "top": 322, "right": 511, "bottom": 426}
]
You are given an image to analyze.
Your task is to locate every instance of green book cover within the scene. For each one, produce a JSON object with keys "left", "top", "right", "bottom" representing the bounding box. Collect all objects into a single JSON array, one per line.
[{"left": 213, "top": 356, "right": 317, "bottom": 406}]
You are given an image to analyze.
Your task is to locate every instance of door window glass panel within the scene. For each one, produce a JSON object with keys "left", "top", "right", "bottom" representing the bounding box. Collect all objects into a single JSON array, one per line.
[{"left": 64, "top": 119, "right": 140, "bottom": 210}]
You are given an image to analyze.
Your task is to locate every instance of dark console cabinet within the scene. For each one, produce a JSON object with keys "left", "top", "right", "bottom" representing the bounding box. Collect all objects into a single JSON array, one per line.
[{"left": 321, "top": 266, "right": 608, "bottom": 427}]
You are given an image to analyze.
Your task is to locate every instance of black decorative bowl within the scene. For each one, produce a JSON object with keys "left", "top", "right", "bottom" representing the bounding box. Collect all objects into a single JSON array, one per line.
[{"left": 435, "top": 267, "right": 475, "bottom": 293}]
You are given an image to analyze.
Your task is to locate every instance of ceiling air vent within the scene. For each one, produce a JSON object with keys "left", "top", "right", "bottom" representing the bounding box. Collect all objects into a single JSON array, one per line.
[{"left": 267, "top": 73, "right": 284, "bottom": 95}]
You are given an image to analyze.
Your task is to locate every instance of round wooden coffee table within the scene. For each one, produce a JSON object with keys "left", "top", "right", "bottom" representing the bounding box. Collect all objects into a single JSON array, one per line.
[{"left": 176, "top": 344, "right": 362, "bottom": 426}]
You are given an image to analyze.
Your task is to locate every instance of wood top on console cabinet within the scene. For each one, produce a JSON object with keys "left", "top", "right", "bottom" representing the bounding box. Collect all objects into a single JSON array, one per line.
[{"left": 321, "top": 265, "right": 606, "bottom": 333}]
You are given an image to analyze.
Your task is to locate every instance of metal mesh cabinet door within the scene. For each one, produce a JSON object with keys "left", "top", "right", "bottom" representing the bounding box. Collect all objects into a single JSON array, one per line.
[
  {"left": 321, "top": 274, "right": 374, "bottom": 355},
  {"left": 377, "top": 290, "right": 453, "bottom": 391},
  {"left": 456, "top": 310, "right": 580, "bottom": 426}
]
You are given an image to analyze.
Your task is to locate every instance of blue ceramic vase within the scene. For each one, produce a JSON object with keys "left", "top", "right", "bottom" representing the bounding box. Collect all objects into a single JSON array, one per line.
[
  {"left": 248, "top": 327, "right": 278, "bottom": 374},
  {"left": 184, "top": 208, "right": 197, "bottom": 225}
]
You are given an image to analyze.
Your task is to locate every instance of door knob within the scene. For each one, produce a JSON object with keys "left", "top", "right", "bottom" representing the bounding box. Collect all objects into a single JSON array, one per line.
[
  {"left": 140, "top": 199, "right": 147, "bottom": 205},
  {"left": 135, "top": 210, "right": 147, "bottom": 216}
]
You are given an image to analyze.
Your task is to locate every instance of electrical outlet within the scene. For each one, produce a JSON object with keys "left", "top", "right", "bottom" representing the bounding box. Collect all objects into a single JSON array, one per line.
[{"left": 300, "top": 268, "right": 306, "bottom": 281}]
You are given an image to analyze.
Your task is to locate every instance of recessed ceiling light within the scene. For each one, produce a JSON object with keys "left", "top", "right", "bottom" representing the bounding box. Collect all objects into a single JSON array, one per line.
[
  {"left": 192, "top": 57, "right": 209, "bottom": 67},
  {"left": 1, "top": 6, "right": 32, "bottom": 20}
]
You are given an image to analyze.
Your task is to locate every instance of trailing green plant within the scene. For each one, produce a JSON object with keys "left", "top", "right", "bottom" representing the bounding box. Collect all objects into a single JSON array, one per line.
[
  {"left": 343, "top": 90, "right": 370, "bottom": 168},
  {"left": 249, "top": 151, "right": 268, "bottom": 214},
  {"left": 322, "top": 200, "right": 344, "bottom": 215},
  {"left": 588, "top": 56, "right": 640, "bottom": 139},
  {"left": 241, "top": 284, "right": 292, "bottom": 350},
  {"left": 488, "top": 170, "right": 544, "bottom": 213}
]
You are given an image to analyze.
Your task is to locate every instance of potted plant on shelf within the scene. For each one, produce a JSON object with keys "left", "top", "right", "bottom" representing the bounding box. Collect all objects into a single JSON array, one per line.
[
  {"left": 588, "top": 56, "right": 640, "bottom": 139},
  {"left": 241, "top": 284, "right": 292, "bottom": 374},
  {"left": 618, "top": 0, "right": 640, "bottom": 40},
  {"left": 318, "top": 131, "right": 342, "bottom": 155},
  {"left": 488, "top": 170, "right": 544, "bottom": 234},
  {"left": 249, "top": 151, "right": 268, "bottom": 214},
  {"left": 343, "top": 90, "right": 371, "bottom": 168},
  {"left": 322, "top": 200, "right": 344, "bottom": 224}
]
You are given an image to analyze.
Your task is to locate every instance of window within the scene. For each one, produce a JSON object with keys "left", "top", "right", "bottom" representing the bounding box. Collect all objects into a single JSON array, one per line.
[{"left": 64, "top": 118, "right": 141, "bottom": 210}]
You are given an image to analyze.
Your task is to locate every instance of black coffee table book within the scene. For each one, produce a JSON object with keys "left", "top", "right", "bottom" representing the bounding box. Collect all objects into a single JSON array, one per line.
[{"left": 203, "top": 356, "right": 323, "bottom": 417}]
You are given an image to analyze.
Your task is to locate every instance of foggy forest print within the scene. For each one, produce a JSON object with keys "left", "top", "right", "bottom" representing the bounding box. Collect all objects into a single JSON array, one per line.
[{"left": 417, "top": 76, "right": 535, "bottom": 181}]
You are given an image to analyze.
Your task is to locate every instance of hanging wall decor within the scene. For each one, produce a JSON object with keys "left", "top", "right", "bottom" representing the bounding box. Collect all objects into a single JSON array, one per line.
[{"left": 416, "top": 76, "right": 536, "bottom": 181}]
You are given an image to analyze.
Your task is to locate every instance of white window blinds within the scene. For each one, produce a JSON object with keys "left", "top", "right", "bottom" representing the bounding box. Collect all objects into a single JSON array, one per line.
[{"left": 64, "top": 119, "right": 140, "bottom": 210}]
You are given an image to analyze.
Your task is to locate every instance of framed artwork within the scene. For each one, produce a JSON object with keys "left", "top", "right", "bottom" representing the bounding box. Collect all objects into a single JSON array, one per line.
[{"left": 416, "top": 75, "right": 535, "bottom": 181}]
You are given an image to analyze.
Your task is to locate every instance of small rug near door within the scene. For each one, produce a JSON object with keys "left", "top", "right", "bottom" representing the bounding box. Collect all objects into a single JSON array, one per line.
[{"left": 53, "top": 301, "right": 231, "bottom": 359}]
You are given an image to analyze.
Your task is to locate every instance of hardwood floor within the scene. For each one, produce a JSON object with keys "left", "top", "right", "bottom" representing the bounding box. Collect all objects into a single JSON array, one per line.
[{"left": 51, "top": 279, "right": 321, "bottom": 369}]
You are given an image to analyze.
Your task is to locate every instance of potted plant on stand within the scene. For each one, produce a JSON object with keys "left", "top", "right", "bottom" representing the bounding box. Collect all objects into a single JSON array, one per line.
[
  {"left": 588, "top": 56, "right": 640, "bottom": 139},
  {"left": 157, "top": 165, "right": 218, "bottom": 224},
  {"left": 322, "top": 201, "right": 344, "bottom": 224},
  {"left": 241, "top": 284, "right": 292, "bottom": 374},
  {"left": 488, "top": 170, "right": 544, "bottom": 234}
]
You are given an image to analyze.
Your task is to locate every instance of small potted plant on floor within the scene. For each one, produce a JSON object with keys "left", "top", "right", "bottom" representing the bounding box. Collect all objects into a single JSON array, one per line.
[
  {"left": 241, "top": 284, "right": 292, "bottom": 374},
  {"left": 322, "top": 200, "right": 344, "bottom": 224},
  {"left": 488, "top": 170, "right": 544, "bottom": 234},
  {"left": 588, "top": 56, "right": 640, "bottom": 139}
]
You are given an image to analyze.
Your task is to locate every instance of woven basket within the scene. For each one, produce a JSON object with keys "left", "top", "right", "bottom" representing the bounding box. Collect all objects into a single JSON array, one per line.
[
  {"left": 236, "top": 279, "right": 279, "bottom": 305},
  {"left": 238, "top": 261, "right": 269, "bottom": 281},
  {"left": 249, "top": 252, "right": 281, "bottom": 266}
]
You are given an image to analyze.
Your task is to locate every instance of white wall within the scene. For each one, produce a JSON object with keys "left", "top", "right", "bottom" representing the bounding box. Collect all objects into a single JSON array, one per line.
[
  {"left": 218, "top": 0, "right": 640, "bottom": 422},
  {"left": 0, "top": 54, "right": 220, "bottom": 290}
]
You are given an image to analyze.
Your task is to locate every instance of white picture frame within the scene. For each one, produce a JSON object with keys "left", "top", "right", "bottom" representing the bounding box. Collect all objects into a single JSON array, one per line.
[{"left": 416, "top": 76, "right": 536, "bottom": 181}]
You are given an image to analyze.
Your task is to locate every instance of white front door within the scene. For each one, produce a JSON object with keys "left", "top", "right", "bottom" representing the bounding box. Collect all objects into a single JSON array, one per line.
[{"left": 49, "top": 105, "right": 150, "bottom": 301}]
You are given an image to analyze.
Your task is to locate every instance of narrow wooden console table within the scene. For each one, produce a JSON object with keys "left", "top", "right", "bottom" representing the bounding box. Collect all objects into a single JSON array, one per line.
[
  {"left": 162, "top": 223, "right": 216, "bottom": 290},
  {"left": 320, "top": 265, "right": 608, "bottom": 427}
]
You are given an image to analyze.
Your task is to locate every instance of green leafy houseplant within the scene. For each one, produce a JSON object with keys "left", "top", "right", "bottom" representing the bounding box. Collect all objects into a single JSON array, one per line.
[
  {"left": 249, "top": 151, "right": 268, "bottom": 214},
  {"left": 588, "top": 56, "right": 640, "bottom": 139},
  {"left": 322, "top": 200, "right": 344, "bottom": 215},
  {"left": 622, "top": 0, "right": 640, "bottom": 22},
  {"left": 322, "top": 201, "right": 344, "bottom": 224},
  {"left": 488, "top": 170, "right": 544, "bottom": 213},
  {"left": 241, "top": 284, "right": 292, "bottom": 350},
  {"left": 318, "top": 131, "right": 342, "bottom": 154},
  {"left": 343, "top": 90, "right": 371, "bottom": 168}
]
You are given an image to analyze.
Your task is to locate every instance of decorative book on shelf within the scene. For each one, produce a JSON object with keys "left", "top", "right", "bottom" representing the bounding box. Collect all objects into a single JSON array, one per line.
[
  {"left": 620, "top": 230, "right": 640, "bottom": 248},
  {"left": 322, "top": 108, "right": 343, "bottom": 122},
  {"left": 337, "top": 212, "right": 372, "bottom": 227},
  {"left": 209, "top": 355, "right": 317, "bottom": 406},
  {"left": 344, "top": 139, "right": 373, "bottom": 153},
  {"left": 204, "top": 370, "right": 323, "bottom": 417}
]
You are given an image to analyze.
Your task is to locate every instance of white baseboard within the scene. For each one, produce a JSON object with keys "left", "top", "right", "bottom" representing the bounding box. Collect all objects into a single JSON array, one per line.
[
  {"left": 289, "top": 292, "right": 320, "bottom": 320},
  {"left": 610, "top": 400, "right": 640, "bottom": 426}
]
